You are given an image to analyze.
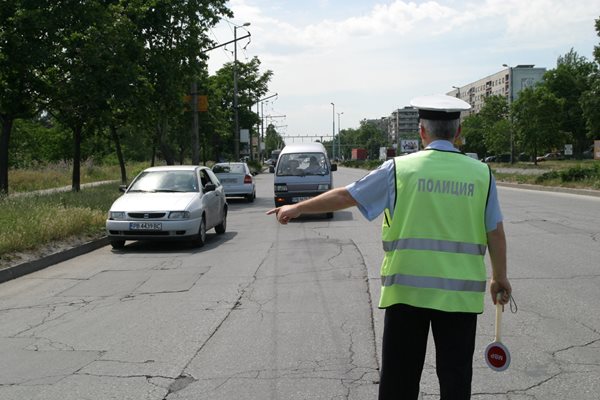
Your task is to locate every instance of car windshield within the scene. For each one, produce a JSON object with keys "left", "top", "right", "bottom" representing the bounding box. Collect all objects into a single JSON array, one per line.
[
  {"left": 128, "top": 170, "right": 198, "bottom": 193},
  {"left": 276, "top": 153, "right": 328, "bottom": 176},
  {"left": 213, "top": 164, "right": 245, "bottom": 174}
]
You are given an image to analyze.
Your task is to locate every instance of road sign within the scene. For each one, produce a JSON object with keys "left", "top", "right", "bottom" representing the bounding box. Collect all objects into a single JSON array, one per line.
[{"left": 564, "top": 144, "right": 573, "bottom": 156}]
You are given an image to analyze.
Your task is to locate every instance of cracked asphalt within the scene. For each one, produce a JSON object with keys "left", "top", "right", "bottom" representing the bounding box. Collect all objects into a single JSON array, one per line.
[{"left": 1, "top": 168, "right": 599, "bottom": 399}]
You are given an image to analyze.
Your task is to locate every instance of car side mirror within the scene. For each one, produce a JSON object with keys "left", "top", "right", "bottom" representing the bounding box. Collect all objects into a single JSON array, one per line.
[
  {"left": 330, "top": 164, "right": 337, "bottom": 172},
  {"left": 204, "top": 183, "right": 216, "bottom": 192},
  {"left": 119, "top": 185, "right": 128, "bottom": 192}
]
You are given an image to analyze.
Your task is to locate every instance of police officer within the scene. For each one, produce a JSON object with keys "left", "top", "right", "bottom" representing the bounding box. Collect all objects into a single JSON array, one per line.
[{"left": 267, "top": 94, "right": 512, "bottom": 400}]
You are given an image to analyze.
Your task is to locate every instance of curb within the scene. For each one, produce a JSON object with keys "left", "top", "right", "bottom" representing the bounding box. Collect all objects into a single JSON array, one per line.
[
  {"left": 496, "top": 181, "right": 600, "bottom": 197},
  {"left": 0, "top": 237, "right": 110, "bottom": 284}
]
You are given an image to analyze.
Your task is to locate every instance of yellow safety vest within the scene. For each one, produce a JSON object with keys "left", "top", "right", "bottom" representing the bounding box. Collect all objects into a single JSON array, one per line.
[{"left": 379, "top": 149, "right": 491, "bottom": 313}]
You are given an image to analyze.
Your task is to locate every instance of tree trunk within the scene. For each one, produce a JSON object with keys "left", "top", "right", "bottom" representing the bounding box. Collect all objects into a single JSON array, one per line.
[
  {"left": 72, "top": 123, "right": 82, "bottom": 192},
  {"left": 157, "top": 120, "right": 175, "bottom": 165},
  {"left": 110, "top": 123, "right": 127, "bottom": 185},
  {"left": 0, "top": 115, "right": 13, "bottom": 196}
]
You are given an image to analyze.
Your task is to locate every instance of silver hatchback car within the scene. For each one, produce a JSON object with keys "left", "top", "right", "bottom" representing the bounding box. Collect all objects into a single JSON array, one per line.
[
  {"left": 106, "top": 165, "right": 227, "bottom": 249},
  {"left": 212, "top": 162, "right": 256, "bottom": 202}
]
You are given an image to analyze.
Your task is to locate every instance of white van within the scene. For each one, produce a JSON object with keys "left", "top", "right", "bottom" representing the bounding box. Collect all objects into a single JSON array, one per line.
[{"left": 273, "top": 143, "right": 337, "bottom": 217}]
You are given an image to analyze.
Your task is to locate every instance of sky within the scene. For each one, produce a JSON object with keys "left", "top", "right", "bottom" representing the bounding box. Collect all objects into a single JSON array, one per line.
[{"left": 207, "top": 0, "right": 600, "bottom": 144}]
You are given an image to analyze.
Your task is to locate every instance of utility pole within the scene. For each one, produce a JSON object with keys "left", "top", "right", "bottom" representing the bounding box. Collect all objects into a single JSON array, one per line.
[
  {"left": 190, "top": 28, "right": 250, "bottom": 165},
  {"left": 191, "top": 82, "right": 200, "bottom": 164},
  {"left": 255, "top": 93, "right": 277, "bottom": 162},
  {"left": 330, "top": 102, "right": 335, "bottom": 159},
  {"left": 337, "top": 111, "right": 344, "bottom": 160},
  {"left": 233, "top": 23, "right": 251, "bottom": 161}
]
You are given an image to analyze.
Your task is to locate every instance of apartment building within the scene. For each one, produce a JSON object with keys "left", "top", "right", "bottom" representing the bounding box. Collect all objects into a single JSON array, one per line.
[
  {"left": 447, "top": 65, "right": 546, "bottom": 115},
  {"left": 387, "top": 106, "right": 419, "bottom": 144}
]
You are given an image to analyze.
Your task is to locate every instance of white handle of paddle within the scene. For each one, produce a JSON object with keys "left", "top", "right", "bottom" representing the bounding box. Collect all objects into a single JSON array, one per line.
[{"left": 495, "top": 292, "right": 503, "bottom": 341}]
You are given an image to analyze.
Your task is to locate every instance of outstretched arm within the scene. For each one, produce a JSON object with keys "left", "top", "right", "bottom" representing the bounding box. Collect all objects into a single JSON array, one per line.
[{"left": 266, "top": 187, "right": 357, "bottom": 224}]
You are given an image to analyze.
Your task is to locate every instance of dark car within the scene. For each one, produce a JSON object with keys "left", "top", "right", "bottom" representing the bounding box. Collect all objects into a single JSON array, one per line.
[
  {"left": 484, "top": 153, "right": 511, "bottom": 163},
  {"left": 536, "top": 152, "right": 563, "bottom": 162}
]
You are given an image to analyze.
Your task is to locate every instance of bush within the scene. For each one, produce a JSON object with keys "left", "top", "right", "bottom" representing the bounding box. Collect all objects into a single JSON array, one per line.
[
  {"left": 340, "top": 159, "right": 384, "bottom": 170},
  {"left": 535, "top": 164, "right": 600, "bottom": 185},
  {"left": 535, "top": 170, "right": 560, "bottom": 183},
  {"left": 246, "top": 160, "right": 263, "bottom": 174},
  {"left": 559, "top": 164, "right": 599, "bottom": 182}
]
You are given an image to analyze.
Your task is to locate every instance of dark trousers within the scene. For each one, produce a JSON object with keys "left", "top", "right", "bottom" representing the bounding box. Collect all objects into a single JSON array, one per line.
[{"left": 378, "top": 303, "right": 477, "bottom": 400}]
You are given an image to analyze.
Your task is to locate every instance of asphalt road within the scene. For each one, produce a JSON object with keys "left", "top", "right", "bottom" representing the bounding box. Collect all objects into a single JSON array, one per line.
[{"left": 0, "top": 167, "right": 599, "bottom": 399}]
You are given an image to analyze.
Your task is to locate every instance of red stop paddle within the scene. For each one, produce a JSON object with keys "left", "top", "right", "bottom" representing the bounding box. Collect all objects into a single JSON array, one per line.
[{"left": 485, "top": 293, "right": 511, "bottom": 371}]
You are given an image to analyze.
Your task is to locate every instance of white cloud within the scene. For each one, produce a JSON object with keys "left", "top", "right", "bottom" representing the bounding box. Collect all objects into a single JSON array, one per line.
[{"left": 210, "top": 0, "right": 600, "bottom": 136}]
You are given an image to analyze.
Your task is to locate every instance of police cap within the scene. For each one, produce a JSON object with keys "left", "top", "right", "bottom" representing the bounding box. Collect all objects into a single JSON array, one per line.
[{"left": 410, "top": 94, "right": 471, "bottom": 121}]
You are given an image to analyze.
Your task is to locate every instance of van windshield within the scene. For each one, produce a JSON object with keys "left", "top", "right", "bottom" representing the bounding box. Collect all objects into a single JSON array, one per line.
[{"left": 276, "top": 153, "right": 328, "bottom": 176}]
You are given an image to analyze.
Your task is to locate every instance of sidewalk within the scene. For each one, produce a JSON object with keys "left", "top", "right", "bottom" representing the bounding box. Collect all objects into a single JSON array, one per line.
[{"left": 8, "top": 180, "right": 118, "bottom": 198}]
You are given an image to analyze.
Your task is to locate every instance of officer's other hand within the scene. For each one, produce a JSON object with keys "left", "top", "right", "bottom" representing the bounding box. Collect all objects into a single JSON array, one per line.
[
  {"left": 266, "top": 205, "right": 300, "bottom": 224},
  {"left": 490, "top": 278, "right": 511, "bottom": 306}
]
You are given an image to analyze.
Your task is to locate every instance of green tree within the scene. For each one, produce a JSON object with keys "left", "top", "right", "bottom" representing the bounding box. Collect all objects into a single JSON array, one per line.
[
  {"left": 133, "top": 0, "right": 231, "bottom": 166},
  {"left": 544, "top": 48, "right": 597, "bottom": 156},
  {"left": 43, "top": 1, "right": 114, "bottom": 191},
  {"left": 460, "top": 114, "right": 487, "bottom": 157},
  {"left": 581, "top": 17, "right": 600, "bottom": 141},
  {"left": 581, "top": 77, "right": 600, "bottom": 140},
  {"left": 0, "top": 0, "right": 54, "bottom": 194},
  {"left": 334, "top": 121, "right": 388, "bottom": 160},
  {"left": 512, "top": 86, "right": 564, "bottom": 164},
  {"left": 264, "top": 123, "right": 284, "bottom": 156},
  {"left": 208, "top": 57, "right": 273, "bottom": 160},
  {"left": 472, "top": 95, "right": 512, "bottom": 157}
]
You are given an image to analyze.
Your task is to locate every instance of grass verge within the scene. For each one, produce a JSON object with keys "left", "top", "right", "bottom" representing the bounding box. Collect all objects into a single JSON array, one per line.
[
  {"left": 7, "top": 160, "right": 149, "bottom": 193},
  {"left": 492, "top": 161, "right": 600, "bottom": 190},
  {"left": 0, "top": 183, "right": 123, "bottom": 264}
]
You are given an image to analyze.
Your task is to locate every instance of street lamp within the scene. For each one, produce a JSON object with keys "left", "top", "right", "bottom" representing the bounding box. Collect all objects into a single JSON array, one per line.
[
  {"left": 452, "top": 85, "right": 461, "bottom": 100},
  {"left": 234, "top": 22, "right": 251, "bottom": 161},
  {"left": 330, "top": 102, "right": 335, "bottom": 159},
  {"left": 337, "top": 111, "right": 344, "bottom": 160},
  {"left": 502, "top": 64, "right": 515, "bottom": 164}
]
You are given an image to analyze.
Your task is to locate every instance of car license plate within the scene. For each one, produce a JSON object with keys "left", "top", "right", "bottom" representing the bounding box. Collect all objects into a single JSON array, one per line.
[
  {"left": 292, "top": 196, "right": 311, "bottom": 203},
  {"left": 222, "top": 178, "right": 237, "bottom": 183},
  {"left": 130, "top": 222, "right": 162, "bottom": 230}
]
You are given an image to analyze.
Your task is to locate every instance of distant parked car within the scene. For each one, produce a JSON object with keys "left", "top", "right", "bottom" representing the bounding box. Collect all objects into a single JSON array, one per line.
[
  {"left": 465, "top": 152, "right": 479, "bottom": 160},
  {"left": 212, "top": 162, "right": 256, "bottom": 202},
  {"left": 536, "top": 152, "right": 563, "bottom": 162},
  {"left": 106, "top": 166, "right": 227, "bottom": 249},
  {"left": 518, "top": 152, "right": 532, "bottom": 162},
  {"left": 484, "top": 153, "right": 511, "bottom": 163}
]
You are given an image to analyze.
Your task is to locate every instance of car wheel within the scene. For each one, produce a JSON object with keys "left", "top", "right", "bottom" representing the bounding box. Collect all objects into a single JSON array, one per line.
[
  {"left": 215, "top": 207, "right": 227, "bottom": 234},
  {"left": 110, "top": 240, "right": 125, "bottom": 249},
  {"left": 194, "top": 216, "right": 207, "bottom": 247},
  {"left": 326, "top": 212, "right": 334, "bottom": 219},
  {"left": 247, "top": 192, "right": 255, "bottom": 202}
]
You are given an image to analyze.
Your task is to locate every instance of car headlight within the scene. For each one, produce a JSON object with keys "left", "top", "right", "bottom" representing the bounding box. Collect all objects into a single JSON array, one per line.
[
  {"left": 274, "top": 184, "right": 287, "bottom": 192},
  {"left": 109, "top": 211, "right": 125, "bottom": 220},
  {"left": 317, "top": 184, "right": 330, "bottom": 190},
  {"left": 169, "top": 211, "right": 190, "bottom": 219}
]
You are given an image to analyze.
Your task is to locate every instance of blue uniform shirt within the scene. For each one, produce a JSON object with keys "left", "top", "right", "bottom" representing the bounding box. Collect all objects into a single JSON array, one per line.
[{"left": 346, "top": 140, "right": 503, "bottom": 232}]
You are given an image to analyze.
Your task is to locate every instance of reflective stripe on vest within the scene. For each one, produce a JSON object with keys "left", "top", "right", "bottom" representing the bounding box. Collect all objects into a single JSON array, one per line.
[
  {"left": 381, "top": 273, "right": 486, "bottom": 293},
  {"left": 382, "top": 237, "right": 487, "bottom": 256}
]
